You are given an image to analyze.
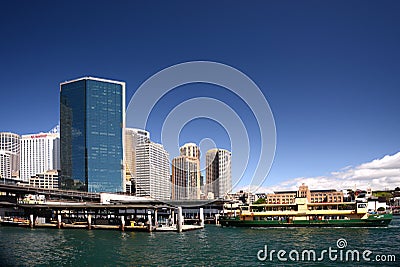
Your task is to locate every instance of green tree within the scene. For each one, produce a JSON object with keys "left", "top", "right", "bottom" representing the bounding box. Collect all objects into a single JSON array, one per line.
[{"left": 253, "top": 198, "right": 266, "bottom": 204}]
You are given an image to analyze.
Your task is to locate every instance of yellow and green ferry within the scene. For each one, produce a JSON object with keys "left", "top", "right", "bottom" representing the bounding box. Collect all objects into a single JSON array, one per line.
[{"left": 220, "top": 185, "right": 392, "bottom": 227}]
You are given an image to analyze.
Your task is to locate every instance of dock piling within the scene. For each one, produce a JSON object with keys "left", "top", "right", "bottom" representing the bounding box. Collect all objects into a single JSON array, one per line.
[
  {"left": 87, "top": 214, "right": 92, "bottom": 230},
  {"left": 147, "top": 210, "right": 152, "bottom": 232},
  {"left": 121, "top": 216, "right": 125, "bottom": 231},
  {"left": 199, "top": 208, "right": 204, "bottom": 227},
  {"left": 177, "top": 207, "right": 183, "bottom": 233},
  {"left": 215, "top": 214, "right": 220, "bottom": 225},
  {"left": 29, "top": 214, "right": 34, "bottom": 228}
]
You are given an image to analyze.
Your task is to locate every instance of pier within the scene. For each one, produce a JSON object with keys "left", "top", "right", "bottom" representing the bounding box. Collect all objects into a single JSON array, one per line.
[
  {"left": 1, "top": 202, "right": 208, "bottom": 232},
  {"left": 0, "top": 185, "right": 227, "bottom": 233}
]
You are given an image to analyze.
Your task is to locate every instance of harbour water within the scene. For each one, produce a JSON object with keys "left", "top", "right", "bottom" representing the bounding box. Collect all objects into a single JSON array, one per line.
[{"left": 0, "top": 217, "right": 399, "bottom": 266}]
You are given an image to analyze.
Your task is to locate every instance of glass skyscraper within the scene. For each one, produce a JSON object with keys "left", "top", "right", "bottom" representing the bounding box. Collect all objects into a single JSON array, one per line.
[{"left": 60, "top": 77, "right": 125, "bottom": 192}]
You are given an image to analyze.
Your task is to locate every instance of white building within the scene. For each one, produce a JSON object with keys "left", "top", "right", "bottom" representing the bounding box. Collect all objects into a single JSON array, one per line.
[
  {"left": 125, "top": 128, "right": 150, "bottom": 193},
  {"left": 0, "top": 132, "right": 20, "bottom": 177},
  {"left": 206, "top": 148, "right": 232, "bottom": 199},
  {"left": 125, "top": 128, "right": 150, "bottom": 178},
  {"left": 0, "top": 150, "right": 11, "bottom": 179},
  {"left": 29, "top": 170, "right": 59, "bottom": 189},
  {"left": 20, "top": 132, "right": 60, "bottom": 182},
  {"left": 135, "top": 142, "right": 170, "bottom": 199},
  {"left": 227, "top": 191, "right": 257, "bottom": 204}
]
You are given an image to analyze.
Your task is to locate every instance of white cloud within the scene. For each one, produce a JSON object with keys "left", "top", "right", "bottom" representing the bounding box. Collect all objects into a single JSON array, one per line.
[{"left": 252, "top": 151, "right": 400, "bottom": 193}]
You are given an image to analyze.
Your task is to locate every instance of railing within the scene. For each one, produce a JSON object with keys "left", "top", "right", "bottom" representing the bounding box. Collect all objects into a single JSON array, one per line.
[{"left": 0, "top": 183, "right": 100, "bottom": 200}]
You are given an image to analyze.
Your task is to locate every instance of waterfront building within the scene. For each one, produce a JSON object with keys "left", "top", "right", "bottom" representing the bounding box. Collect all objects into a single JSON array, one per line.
[
  {"left": 0, "top": 132, "right": 20, "bottom": 177},
  {"left": 227, "top": 191, "right": 257, "bottom": 204},
  {"left": 124, "top": 128, "right": 150, "bottom": 193},
  {"left": 135, "top": 142, "right": 170, "bottom": 199},
  {"left": 171, "top": 143, "right": 201, "bottom": 200},
  {"left": 265, "top": 184, "right": 344, "bottom": 204},
  {"left": 60, "top": 77, "right": 125, "bottom": 193},
  {"left": 20, "top": 132, "right": 60, "bottom": 182},
  {"left": 29, "top": 170, "right": 59, "bottom": 189},
  {"left": 205, "top": 148, "right": 232, "bottom": 199}
]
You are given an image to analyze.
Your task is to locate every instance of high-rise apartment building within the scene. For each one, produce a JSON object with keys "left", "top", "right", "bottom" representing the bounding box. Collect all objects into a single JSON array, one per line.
[
  {"left": 60, "top": 77, "right": 125, "bottom": 192},
  {"left": 171, "top": 143, "right": 201, "bottom": 200},
  {"left": 180, "top": 142, "right": 200, "bottom": 158},
  {"left": 135, "top": 142, "right": 170, "bottom": 199},
  {"left": 206, "top": 148, "right": 232, "bottom": 199},
  {"left": 0, "top": 132, "right": 20, "bottom": 178},
  {"left": 20, "top": 132, "right": 60, "bottom": 182},
  {"left": 172, "top": 156, "right": 200, "bottom": 200}
]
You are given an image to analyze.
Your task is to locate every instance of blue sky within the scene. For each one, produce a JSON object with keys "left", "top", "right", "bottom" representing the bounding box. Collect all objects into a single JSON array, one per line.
[{"left": 1, "top": 1, "right": 399, "bottom": 190}]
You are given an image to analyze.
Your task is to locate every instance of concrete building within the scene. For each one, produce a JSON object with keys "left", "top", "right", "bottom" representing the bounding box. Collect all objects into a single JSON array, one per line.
[
  {"left": 60, "top": 77, "right": 125, "bottom": 193},
  {"left": 227, "top": 191, "right": 257, "bottom": 204},
  {"left": 265, "top": 184, "right": 344, "bottom": 204},
  {"left": 29, "top": 170, "right": 59, "bottom": 189},
  {"left": 125, "top": 128, "right": 150, "bottom": 193},
  {"left": 0, "top": 132, "right": 20, "bottom": 177},
  {"left": 179, "top": 142, "right": 200, "bottom": 158},
  {"left": 171, "top": 143, "right": 201, "bottom": 200},
  {"left": 172, "top": 156, "right": 200, "bottom": 200},
  {"left": 20, "top": 132, "right": 60, "bottom": 182},
  {"left": 135, "top": 142, "right": 170, "bottom": 199},
  {"left": 206, "top": 148, "right": 232, "bottom": 199}
]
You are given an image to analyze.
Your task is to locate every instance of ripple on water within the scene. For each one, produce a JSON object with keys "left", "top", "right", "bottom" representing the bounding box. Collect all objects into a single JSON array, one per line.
[{"left": 0, "top": 218, "right": 399, "bottom": 266}]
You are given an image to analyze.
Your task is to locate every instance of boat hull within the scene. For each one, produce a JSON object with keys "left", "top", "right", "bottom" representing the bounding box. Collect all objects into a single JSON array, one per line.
[
  {"left": 219, "top": 214, "right": 392, "bottom": 228},
  {"left": 0, "top": 221, "right": 30, "bottom": 227}
]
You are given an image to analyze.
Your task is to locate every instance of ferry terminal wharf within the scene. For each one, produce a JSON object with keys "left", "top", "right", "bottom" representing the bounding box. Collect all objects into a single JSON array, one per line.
[
  {"left": 14, "top": 202, "right": 208, "bottom": 232},
  {"left": 0, "top": 184, "right": 227, "bottom": 233}
]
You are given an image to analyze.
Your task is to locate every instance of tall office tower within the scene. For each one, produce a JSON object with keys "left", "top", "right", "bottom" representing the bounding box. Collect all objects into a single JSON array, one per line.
[
  {"left": 19, "top": 132, "right": 60, "bottom": 182},
  {"left": 206, "top": 148, "right": 232, "bottom": 199},
  {"left": 135, "top": 142, "right": 170, "bottom": 199},
  {"left": 60, "top": 77, "right": 125, "bottom": 192},
  {"left": 124, "top": 128, "right": 150, "bottom": 192},
  {"left": 171, "top": 143, "right": 201, "bottom": 200},
  {"left": 0, "top": 132, "right": 20, "bottom": 177}
]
